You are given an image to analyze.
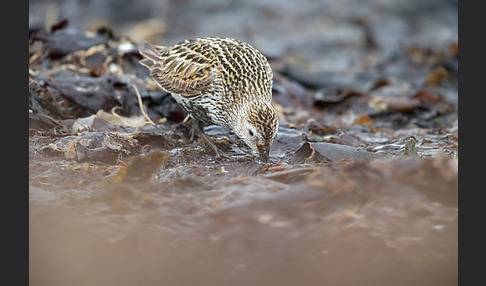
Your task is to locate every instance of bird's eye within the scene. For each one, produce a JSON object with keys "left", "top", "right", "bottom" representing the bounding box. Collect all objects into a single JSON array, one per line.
[{"left": 249, "top": 130, "right": 254, "bottom": 136}]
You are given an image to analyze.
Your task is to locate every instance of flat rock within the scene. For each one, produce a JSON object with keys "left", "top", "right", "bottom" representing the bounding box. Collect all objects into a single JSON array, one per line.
[{"left": 290, "top": 142, "right": 375, "bottom": 164}]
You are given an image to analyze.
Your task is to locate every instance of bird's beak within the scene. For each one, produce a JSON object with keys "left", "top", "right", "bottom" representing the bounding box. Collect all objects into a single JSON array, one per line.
[{"left": 257, "top": 145, "right": 270, "bottom": 163}]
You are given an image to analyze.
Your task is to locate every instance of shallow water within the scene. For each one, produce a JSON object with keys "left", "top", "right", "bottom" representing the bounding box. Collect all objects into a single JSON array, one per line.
[{"left": 29, "top": 126, "right": 458, "bottom": 285}]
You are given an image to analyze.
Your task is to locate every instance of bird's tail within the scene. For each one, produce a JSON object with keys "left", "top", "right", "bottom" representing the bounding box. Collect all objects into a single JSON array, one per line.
[{"left": 139, "top": 42, "right": 167, "bottom": 69}]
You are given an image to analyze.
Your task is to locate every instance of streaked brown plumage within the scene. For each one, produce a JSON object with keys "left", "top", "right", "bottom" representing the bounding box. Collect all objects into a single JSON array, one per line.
[{"left": 139, "top": 37, "right": 278, "bottom": 162}]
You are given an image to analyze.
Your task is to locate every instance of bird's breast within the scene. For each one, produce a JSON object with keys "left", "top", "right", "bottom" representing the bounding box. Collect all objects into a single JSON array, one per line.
[{"left": 171, "top": 93, "right": 230, "bottom": 127}]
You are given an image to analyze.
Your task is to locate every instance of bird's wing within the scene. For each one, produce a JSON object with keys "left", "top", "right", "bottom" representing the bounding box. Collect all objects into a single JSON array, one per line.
[{"left": 139, "top": 41, "right": 219, "bottom": 97}]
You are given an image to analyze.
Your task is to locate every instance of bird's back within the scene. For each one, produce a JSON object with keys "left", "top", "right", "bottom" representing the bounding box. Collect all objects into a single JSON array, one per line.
[{"left": 139, "top": 37, "right": 273, "bottom": 104}]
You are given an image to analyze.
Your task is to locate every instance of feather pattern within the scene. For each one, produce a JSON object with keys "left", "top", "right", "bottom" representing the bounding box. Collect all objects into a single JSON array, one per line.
[{"left": 139, "top": 37, "right": 278, "bottom": 161}]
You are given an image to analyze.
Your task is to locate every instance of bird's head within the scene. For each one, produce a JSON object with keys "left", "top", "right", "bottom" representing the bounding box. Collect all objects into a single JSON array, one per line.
[{"left": 233, "top": 99, "right": 278, "bottom": 162}]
